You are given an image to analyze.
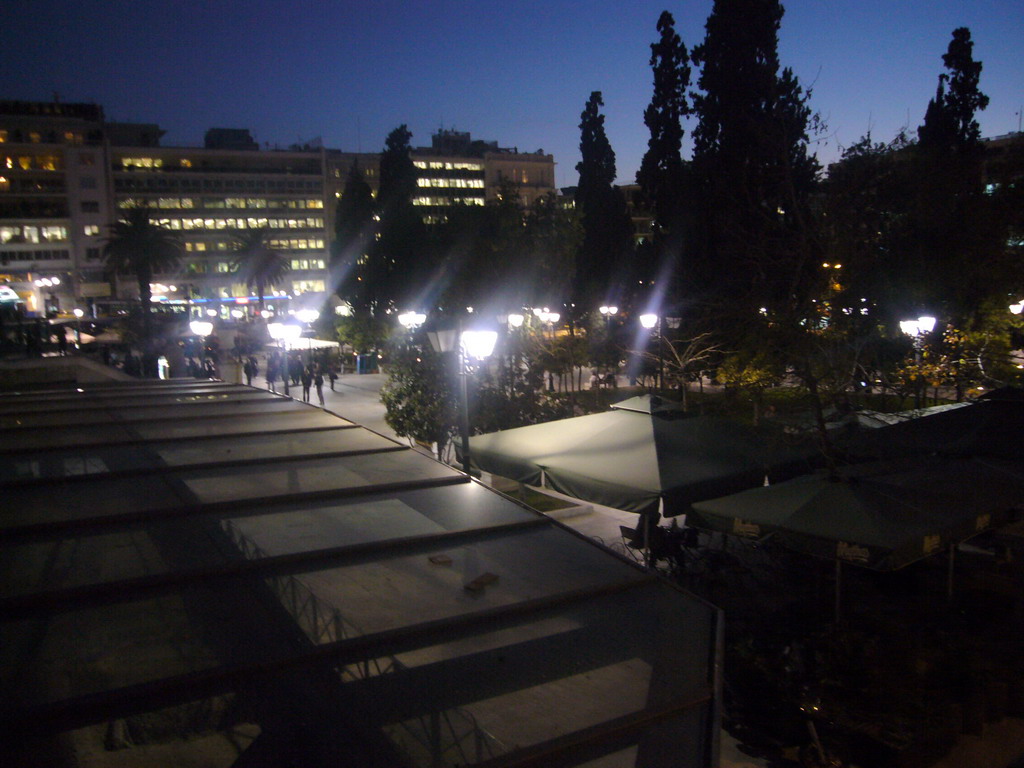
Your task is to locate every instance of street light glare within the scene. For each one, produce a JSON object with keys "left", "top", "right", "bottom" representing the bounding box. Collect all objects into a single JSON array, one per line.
[
  {"left": 462, "top": 330, "right": 498, "bottom": 360},
  {"left": 190, "top": 320, "right": 213, "bottom": 337},
  {"left": 640, "top": 313, "right": 658, "bottom": 329}
]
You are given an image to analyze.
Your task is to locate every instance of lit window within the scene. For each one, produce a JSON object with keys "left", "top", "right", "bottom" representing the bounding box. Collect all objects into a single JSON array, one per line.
[
  {"left": 84, "top": 225, "right": 100, "bottom": 236},
  {"left": 180, "top": 159, "right": 192, "bottom": 168},
  {"left": 19, "top": 157, "right": 31, "bottom": 170},
  {"left": 29, "top": 132, "right": 41, "bottom": 143},
  {"left": 0, "top": 176, "right": 8, "bottom": 192},
  {"left": 0, "top": 131, "right": 6, "bottom": 143}
]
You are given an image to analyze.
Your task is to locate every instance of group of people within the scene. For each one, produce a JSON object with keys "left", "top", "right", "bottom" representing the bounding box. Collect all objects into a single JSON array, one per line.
[{"left": 258, "top": 351, "right": 339, "bottom": 407}]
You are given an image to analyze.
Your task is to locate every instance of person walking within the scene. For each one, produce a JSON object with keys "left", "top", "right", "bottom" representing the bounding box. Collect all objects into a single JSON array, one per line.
[
  {"left": 266, "top": 358, "right": 278, "bottom": 393},
  {"left": 314, "top": 365, "right": 325, "bottom": 406},
  {"left": 328, "top": 362, "right": 338, "bottom": 391},
  {"left": 301, "top": 365, "right": 313, "bottom": 403},
  {"left": 243, "top": 357, "right": 254, "bottom": 386}
]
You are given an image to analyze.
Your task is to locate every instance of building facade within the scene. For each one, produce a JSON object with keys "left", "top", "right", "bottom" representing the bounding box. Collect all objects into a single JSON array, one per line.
[
  {"left": 109, "top": 125, "right": 332, "bottom": 319},
  {"left": 0, "top": 101, "right": 113, "bottom": 317},
  {"left": 1, "top": 101, "right": 557, "bottom": 319}
]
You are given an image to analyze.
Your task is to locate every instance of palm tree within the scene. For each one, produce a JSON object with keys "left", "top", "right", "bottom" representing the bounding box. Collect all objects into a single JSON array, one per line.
[
  {"left": 230, "top": 228, "right": 291, "bottom": 312},
  {"left": 102, "top": 205, "right": 183, "bottom": 342}
]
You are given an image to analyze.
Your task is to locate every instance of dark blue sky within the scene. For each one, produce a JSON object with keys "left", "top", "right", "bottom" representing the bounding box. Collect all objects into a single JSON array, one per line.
[{"left": 4, "top": 0, "right": 1021, "bottom": 186}]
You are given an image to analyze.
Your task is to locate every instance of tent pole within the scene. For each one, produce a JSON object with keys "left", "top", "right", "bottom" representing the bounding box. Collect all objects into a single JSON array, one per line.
[
  {"left": 834, "top": 560, "right": 842, "bottom": 624},
  {"left": 947, "top": 543, "right": 955, "bottom": 600}
]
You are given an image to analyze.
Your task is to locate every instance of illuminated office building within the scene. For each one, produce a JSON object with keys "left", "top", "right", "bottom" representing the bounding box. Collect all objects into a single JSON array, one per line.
[
  {"left": 0, "top": 101, "right": 112, "bottom": 316},
  {"left": 109, "top": 125, "right": 332, "bottom": 318},
  {"left": 1, "top": 101, "right": 557, "bottom": 318}
]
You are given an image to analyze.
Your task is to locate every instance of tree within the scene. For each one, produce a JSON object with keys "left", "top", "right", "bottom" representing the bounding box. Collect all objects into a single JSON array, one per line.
[
  {"left": 911, "top": 27, "right": 1003, "bottom": 328},
  {"left": 636, "top": 11, "right": 690, "bottom": 293},
  {"left": 102, "top": 205, "right": 182, "bottom": 345},
  {"left": 575, "top": 91, "right": 634, "bottom": 310},
  {"left": 333, "top": 161, "right": 376, "bottom": 310},
  {"left": 919, "top": 27, "right": 989, "bottom": 151},
  {"left": 372, "top": 125, "right": 425, "bottom": 312},
  {"left": 380, "top": 330, "right": 458, "bottom": 461},
  {"left": 689, "top": 0, "right": 820, "bottom": 328},
  {"left": 230, "top": 228, "right": 291, "bottom": 312}
]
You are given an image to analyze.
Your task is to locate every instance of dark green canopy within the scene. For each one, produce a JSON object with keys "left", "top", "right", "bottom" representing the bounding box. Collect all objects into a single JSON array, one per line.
[
  {"left": 466, "top": 395, "right": 816, "bottom": 517},
  {"left": 842, "top": 398, "right": 1024, "bottom": 462},
  {"left": 689, "top": 457, "right": 1024, "bottom": 570}
]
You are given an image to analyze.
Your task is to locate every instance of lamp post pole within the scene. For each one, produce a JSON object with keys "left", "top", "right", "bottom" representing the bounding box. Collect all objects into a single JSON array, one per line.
[
  {"left": 900, "top": 315, "right": 936, "bottom": 409},
  {"left": 458, "top": 321, "right": 472, "bottom": 475},
  {"left": 640, "top": 313, "right": 661, "bottom": 393},
  {"left": 428, "top": 322, "right": 497, "bottom": 476}
]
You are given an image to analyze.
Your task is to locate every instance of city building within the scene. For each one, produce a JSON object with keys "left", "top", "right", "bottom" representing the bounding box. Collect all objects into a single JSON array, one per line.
[
  {"left": 0, "top": 100, "right": 113, "bottom": 317},
  {"left": 1, "top": 101, "right": 557, "bottom": 319},
  {"left": 109, "top": 125, "right": 332, "bottom": 319}
]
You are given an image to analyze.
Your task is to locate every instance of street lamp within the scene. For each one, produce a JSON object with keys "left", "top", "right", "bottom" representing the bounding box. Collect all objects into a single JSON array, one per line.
[
  {"left": 190, "top": 319, "right": 214, "bottom": 378},
  {"left": 599, "top": 305, "right": 618, "bottom": 333},
  {"left": 639, "top": 313, "right": 663, "bottom": 392},
  {"left": 900, "top": 315, "right": 936, "bottom": 408},
  {"left": 73, "top": 307, "right": 84, "bottom": 347},
  {"left": 427, "top": 324, "right": 497, "bottom": 475},
  {"left": 398, "top": 311, "right": 426, "bottom": 329},
  {"left": 295, "top": 308, "right": 320, "bottom": 365},
  {"left": 268, "top": 321, "right": 301, "bottom": 395}
]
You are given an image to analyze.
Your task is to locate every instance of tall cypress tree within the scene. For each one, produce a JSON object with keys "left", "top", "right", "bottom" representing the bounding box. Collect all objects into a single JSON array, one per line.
[
  {"left": 636, "top": 11, "right": 690, "bottom": 294},
  {"left": 373, "top": 125, "right": 424, "bottom": 311},
  {"left": 689, "top": 0, "right": 818, "bottom": 324},
  {"left": 333, "top": 161, "right": 376, "bottom": 311},
  {"left": 575, "top": 91, "right": 633, "bottom": 309},
  {"left": 913, "top": 27, "right": 1000, "bottom": 326}
]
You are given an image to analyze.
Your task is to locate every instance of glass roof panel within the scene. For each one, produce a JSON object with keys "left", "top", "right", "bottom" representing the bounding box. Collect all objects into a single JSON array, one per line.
[
  {"left": 179, "top": 451, "right": 458, "bottom": 504},
  {"left": 152, "top": 427, "right": 389, "bottom": 467},
  {"left": 132, "top": 409, "right": 342, "bottom": 439}
]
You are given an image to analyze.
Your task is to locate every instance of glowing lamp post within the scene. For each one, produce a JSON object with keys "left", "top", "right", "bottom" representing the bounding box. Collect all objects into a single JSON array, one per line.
[
  {"left": 640, "top": 313, "right": 663, "bottom": 392},
  {"left": 268, "top": 321, "right": 301, "bottom": 395},
  {"left": 73, "top": 307, "right": 84, "bottom": 346},
  {"left": 599, "top": 305, "right": 618, "bottom": 331},
  {"left": 428, "top": 324, "right": 497, "bottom": 475},
  {"left": 900, "top": 315, "right": 936, "bottom": 408},
  {"left": 398, "top": 311, "right": 426, "bottom": 330},
  {"left": 295, "top": 308, "right": 320, "bottom": 364}
]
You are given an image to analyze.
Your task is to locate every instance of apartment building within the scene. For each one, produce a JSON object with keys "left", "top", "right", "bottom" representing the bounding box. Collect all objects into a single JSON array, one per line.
[
  {"left": 0, "top": 101, "right": 558, "bottom": 319},
  {"left": 0, "top": 101, "right": 112, "bottom": 317}
]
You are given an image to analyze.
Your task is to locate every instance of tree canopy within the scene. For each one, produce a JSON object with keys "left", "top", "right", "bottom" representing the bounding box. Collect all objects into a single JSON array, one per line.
[
  {"left": 102, "top": 205, "right": 183, "bottom": 339},
  {"left": 230, "top": 228, "right": 291, "bottom": 311},
  {"left": 575, "top": 91, "right": 634, "bottom": 310}
]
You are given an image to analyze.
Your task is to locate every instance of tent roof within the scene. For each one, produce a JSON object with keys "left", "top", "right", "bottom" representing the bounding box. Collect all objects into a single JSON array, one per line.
[
  {"left": 689, "top": 457, "right": 1024, "bottom": 570},
  {"left": 468, "top": 395, "right": 816, "bottom": 516}
]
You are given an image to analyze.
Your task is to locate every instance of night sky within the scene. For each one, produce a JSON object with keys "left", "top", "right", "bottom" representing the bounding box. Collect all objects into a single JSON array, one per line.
[{"left": 4, "top": 0, "right": 1021, "bottom": 186}]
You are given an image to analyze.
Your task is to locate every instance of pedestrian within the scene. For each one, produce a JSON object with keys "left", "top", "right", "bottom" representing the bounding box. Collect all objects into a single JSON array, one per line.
[
  {"left": 57, "top": 329, "right": 68, "bottom": 356},
  {"left": 328, "top": 363, "right": 338, "bottom": 391},
  {"left": 301, "top": 365, "right": 313, "bottom": 403},
  {"left": 314, "top": 366, "right": 325, "bottom": 406},
  {"left": 266, "top": 359, "right": 278, "bottom": 393},
  {"left": 243, "top": 357, "right": 254, "bottom": 386}
]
